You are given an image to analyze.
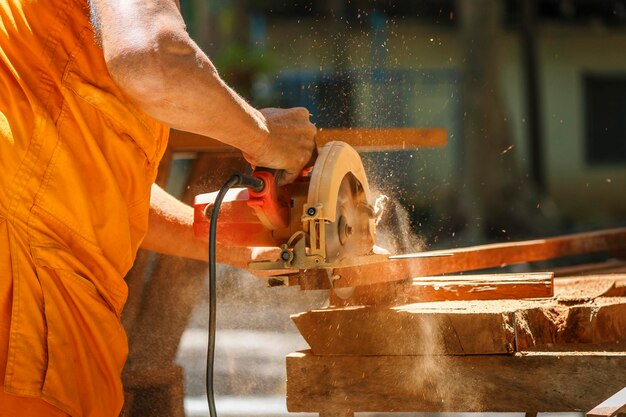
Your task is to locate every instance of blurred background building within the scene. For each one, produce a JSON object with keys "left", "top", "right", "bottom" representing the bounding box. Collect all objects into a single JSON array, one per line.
[{"left": 178, "top": 0, "right": 626, "bottom": 248}]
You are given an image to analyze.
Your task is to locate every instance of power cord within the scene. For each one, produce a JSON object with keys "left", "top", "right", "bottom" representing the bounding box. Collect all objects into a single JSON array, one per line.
[{"left": 206, "top": 173, "right": 265, "bottom": 417}]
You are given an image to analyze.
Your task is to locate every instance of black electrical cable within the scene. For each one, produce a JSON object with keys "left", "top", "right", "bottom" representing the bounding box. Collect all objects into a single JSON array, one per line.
[{"left": 206, "top": 173, "right": 265, "bottom": 417}]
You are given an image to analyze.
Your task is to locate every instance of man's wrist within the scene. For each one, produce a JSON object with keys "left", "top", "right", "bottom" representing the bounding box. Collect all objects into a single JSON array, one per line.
[{"left": 243, "top": 109, "right": 271, "bottom": 162}]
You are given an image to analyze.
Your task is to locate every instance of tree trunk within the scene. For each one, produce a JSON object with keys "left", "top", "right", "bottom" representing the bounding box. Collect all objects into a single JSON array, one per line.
[{"left": 458, "top": 0, "right": 544, "bottom": 241}]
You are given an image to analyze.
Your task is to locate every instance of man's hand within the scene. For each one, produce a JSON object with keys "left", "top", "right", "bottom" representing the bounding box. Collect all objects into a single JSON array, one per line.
[{"left": 244, "top": 107, "right": 317, "bottom": 184}]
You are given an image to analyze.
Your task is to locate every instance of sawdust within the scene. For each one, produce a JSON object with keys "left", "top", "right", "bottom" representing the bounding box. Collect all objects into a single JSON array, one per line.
[
  {"left": 362, "top": 184, "right": 483, "bottom": 409},
  {"left": 555, "top": 277, "right": 621, "bottom": 300},
  {"left": 372, "top": 190, "right": 426, "bottom": 255},
  {"left": 392, "top": 301, "right": 485, "bottom": 409}
]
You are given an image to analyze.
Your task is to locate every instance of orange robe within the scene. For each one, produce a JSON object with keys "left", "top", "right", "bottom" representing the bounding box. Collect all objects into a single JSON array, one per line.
[{"left": 0, "top": 0, "right": 169, "bottom": 415}]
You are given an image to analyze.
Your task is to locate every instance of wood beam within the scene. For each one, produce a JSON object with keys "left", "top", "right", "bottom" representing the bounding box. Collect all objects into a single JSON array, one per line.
[
  {"left": 286, "top": 351, "right": 626, "bottom": 413},
  {"left": 290, "top": 227, "right": 626, "bottom": 289},
  {"left": 316, "top": 128, "right": 447, "bottom": 150},
  {"left": 167, "top": 128, "right": 446, "bottom": 153}
]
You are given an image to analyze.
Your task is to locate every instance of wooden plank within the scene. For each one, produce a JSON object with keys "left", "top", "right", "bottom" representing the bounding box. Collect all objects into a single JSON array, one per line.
[
  {"left": 167, "top": 128, "right": 446, "bottom": 153},
  {"left": 329, "top": 272, "right": 554, "bottom": 307},
  {"left": 553, "top": 260, "right": 626, "bottom": 277},
  {"left": 293, "top": 302, "right": 516, "bottom": 355},
  {"left": 316, "top": 128, "right": 446, "bottom": 150},
  {"left": 293, "top": 227, "right": 626, "bottom": 289},
  {"left": 286, "top": 351, "right": 626, "bottom": 413},
  {"left": 557, "top": 300, "right": 626, "bottom": 345},
  {"left": 168, "top": 130, "right": 236, "bottom": 153},
  {"left": 292, "top": 297, "right": 626, "bottom": 355}
]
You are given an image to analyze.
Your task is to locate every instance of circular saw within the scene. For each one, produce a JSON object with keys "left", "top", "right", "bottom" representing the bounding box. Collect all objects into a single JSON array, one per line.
[{"left": 193, "top": 141, "right": 383, "bottom": 271}]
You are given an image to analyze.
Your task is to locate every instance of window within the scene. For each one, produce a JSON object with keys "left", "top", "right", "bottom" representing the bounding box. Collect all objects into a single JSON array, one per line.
[{"left": 584, "top": 75, "right": 626, "bottom": 165}]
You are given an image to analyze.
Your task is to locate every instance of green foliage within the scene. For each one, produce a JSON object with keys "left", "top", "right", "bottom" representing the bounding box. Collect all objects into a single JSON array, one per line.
[{"left": 214, "top": 42, "right": 275, "bottom": 76}]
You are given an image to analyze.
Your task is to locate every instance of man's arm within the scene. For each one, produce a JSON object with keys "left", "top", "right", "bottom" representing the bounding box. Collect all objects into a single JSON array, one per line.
[
  {"left": 88, "top": 0, "right": 316, "bottom": 183},
  {"left": 142, "top": 184, "right": 258, "bottom": 269}
]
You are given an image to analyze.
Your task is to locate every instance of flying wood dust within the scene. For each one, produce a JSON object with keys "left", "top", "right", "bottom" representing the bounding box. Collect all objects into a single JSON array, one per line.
[
  {"left": 368, "top": 191, "right": 486, "bottom": 410},
  {"left": 372, "top": 189, "right": 426, "bottom": 256}
]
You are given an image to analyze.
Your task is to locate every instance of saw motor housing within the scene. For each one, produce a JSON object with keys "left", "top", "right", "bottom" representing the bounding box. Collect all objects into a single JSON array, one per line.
[{"left": 193, "top": 141, "right": 377, "bottom": 270}]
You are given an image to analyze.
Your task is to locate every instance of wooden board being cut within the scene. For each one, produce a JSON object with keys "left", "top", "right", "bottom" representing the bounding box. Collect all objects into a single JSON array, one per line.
[
  {"left": 286, "top": 350, "right": 626, "bottom": 413},
  {"left": 290, "top": 227, "right": 626, "bottom": 289}
]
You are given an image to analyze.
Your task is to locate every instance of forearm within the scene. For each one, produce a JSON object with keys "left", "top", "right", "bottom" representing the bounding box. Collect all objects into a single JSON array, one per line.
[
  {"left": 111, "top": 46, "right": 269, "bottom": 156},
  {"left": 141, "top": 184, "right": 252, "bottom": 268},
  {"left": 92, "top": 0, "right": 269, "bottom": 156}
]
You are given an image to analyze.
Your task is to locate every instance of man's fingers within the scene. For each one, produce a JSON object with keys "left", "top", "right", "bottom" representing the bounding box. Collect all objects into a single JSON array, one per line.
[
  {"left": 249, "top": 106, "right": 317, "bottom": 183},
  {"left": 292, "top": 107, "right": 310, "bottom": 118},
  {"left": 307, "top": 123, "right": 318, "bottom": 138}
]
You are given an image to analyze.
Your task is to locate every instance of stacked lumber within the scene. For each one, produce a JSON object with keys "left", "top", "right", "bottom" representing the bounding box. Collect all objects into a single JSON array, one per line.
[{"left": 285, "top": 228, "right": 626, "bottom": 415}]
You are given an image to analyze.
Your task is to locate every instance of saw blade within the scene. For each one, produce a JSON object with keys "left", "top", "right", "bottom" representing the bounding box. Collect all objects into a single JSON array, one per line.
[{"left": 324, "top": 174, "right": 375, "bottom": 263}]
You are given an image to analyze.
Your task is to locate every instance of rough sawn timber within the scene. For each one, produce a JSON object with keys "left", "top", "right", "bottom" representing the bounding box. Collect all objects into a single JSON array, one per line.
[
  {"left": 286, "top": 350, "right": 626, "bottom": 413},
  {"left": 293, "top": 227, "right": 626, "bottom": 289},
  {"left": 555, "top": 274, "right": 626, "bottom": 299},
  {"left": 292, "top": 297, "right": 626, "bottom": 355}
]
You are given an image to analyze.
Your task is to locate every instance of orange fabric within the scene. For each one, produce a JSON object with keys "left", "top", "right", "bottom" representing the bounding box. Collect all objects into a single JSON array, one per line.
[
  {"left": 0, "top": 220, "right": 69, "bottom": 417},
  {"left": 0, "top": 1, "right": 169, "bottom": 416}
]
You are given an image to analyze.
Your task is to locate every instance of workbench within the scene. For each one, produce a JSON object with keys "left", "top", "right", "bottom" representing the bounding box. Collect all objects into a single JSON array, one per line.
[{"left": 283, "top": 229, "right": 626, "bottom": 416}]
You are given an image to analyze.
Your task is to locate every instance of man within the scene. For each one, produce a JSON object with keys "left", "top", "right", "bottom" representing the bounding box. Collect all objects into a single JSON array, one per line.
[{"left": 0, "top": 0, "right": 317, "bottom": 416}]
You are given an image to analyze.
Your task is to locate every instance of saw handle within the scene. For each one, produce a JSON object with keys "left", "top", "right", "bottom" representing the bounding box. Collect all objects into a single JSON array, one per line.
[
  {"left": 247, "top": 168, "right": 290, "bottom": 230},
  {"left": 251, "top": 166, "right": 283, "bottom": 188},
  {"left": 231, "top": 172, "right": 265, "bottom": 193}
]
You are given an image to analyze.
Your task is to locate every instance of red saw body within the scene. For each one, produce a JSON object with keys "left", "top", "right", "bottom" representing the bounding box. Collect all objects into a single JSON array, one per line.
[
  {"left": 193, "top": 173, "right": 309, "bottom": 248},
  {"left": 193, "top": 141, "right": 379, "bottom": 270}
]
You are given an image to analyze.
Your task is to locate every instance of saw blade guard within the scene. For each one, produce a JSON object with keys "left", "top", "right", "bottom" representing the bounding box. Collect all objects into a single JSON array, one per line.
[{"left": 303, "top": 141, "right": 376, "bottom": 262}]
